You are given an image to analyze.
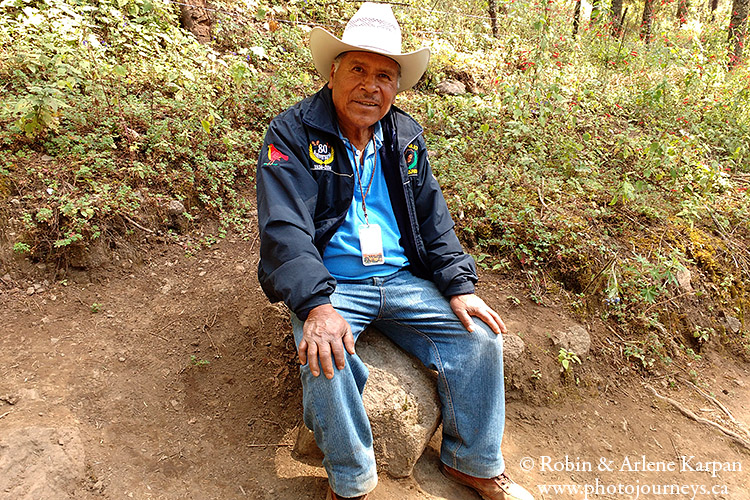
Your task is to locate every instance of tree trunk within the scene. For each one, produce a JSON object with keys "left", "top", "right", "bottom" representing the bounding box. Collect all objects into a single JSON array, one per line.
[
  {"left": 179, "top": 0, "right": 213, "bottom": 44},
  {"left": 728, "top": 0, "right": 750, "bottom": 66},
  {"left": 611, "top": 0, "right": 624, "bottom": 36},
  {"left": 677, "top": 0, "right": 689, "bottom": 25},
  {"left": 641, "top": 0, "right": 655, "bottom": 43},
  {"left": 573, "top": 0, "right": 582, "bottom": 35},
  {"left": 488, "top": 0, "right": 498, "bottom": 37}
]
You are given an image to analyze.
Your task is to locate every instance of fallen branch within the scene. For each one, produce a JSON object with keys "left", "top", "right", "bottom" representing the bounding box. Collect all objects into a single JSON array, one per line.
[
  {"left": 645, "top": 384, "right": 750, "bottom": 452},
  {"left": 122, "top": 214, "right": 155, "bottom": 234}
]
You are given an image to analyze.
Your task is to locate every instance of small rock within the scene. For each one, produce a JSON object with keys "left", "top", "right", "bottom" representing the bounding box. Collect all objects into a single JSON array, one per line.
[
  {"left": 676, "top": 268, "right": 693, "bottom": 292},
  {"left": 41, "top": 154, "right": 54, "bottom": 162},
  {"left": 2, "top": 273, "right": 11, "bottom": 282},
  {"left": 9, "top": 199, "right": 20, "bottom": 208},
  {"left": 26, "top": 287, "right": 35, "bottom": 296},
  {"left": 118, "top": 357, "right": 126, "bottom": 362},
  {"left": 726, "top": 316, "right": 742, "bottom": 334},
  {"left": 167, "top": 199, "right": 185, "bottom": 216},
  {"left": 198, "top": 270, "right": 207, "bottom": 277},
  {"left": 436, "top": 79, "right": 466, "bottom": 95},
  {"left": 0, "top": 394, "right": 19, "bottom": 405}
]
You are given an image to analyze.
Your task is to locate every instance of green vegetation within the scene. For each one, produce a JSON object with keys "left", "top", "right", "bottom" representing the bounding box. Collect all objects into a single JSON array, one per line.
[{"left": 1, "top": 0, "right": 749, "bottom": 374}]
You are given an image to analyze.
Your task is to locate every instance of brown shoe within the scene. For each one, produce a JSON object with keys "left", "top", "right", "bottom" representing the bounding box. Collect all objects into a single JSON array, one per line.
[
  {"left": 325, "top": 486, "right": 368, "bottom": 500},
  {"left": 439, "top": 463, "right": 534, "bottom": 500}
]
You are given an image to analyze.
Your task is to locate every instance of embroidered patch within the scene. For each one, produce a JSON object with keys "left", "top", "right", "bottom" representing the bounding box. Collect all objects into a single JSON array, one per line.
[
  {"left": 267, "top": 144, "right": 289, "bottom": 164},
  {"left": 309, "top": 140, "right": 334, "bottom": 170},
  {"left": 405, "top": 143, "right": 418, "bottom": 175}
]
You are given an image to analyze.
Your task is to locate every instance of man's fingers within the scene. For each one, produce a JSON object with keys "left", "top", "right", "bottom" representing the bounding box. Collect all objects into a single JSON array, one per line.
[
  {"left": 298, "top": 339, "right": 309, "bottom": 365},
  {"left": 343, "top": 327, "right": 356, "bottom": 355},
  {"left": 307, "top": 341, "right": 321, "bottom": 377},
  {"left": 455, "top": 308, "right": 476, "bottom": 332},
  {"left": 318, "top": 343, "right": 335, "bottom": 379},
  {"left": 330, "top": 338, "right": 347, "bottom": 371}
]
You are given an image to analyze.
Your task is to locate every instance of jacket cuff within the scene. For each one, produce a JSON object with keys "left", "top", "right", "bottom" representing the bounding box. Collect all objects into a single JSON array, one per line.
[
  {"left": 443, "top": 280, "right": 476, "bottom": 298},
  {"left": 294, "top": 295, "right": 333, "bottom": 321}
]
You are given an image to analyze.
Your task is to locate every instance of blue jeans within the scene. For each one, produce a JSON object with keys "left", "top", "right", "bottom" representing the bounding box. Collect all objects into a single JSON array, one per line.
[{"left": 291, "top": 269, "right": 506, "bottom": 498}]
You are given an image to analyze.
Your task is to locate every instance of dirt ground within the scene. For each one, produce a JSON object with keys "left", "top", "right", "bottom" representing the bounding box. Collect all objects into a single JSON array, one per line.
[{"left": 1, "top": 233, "right": 749, "bottom": 500}]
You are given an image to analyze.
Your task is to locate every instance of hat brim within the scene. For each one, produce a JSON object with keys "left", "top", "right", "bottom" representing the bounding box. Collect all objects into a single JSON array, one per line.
[{"left": 309, "top": 27, "right": 430, "bottom": 92}]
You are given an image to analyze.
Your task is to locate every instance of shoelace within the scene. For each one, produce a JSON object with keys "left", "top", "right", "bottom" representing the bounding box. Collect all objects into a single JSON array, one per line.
[{"left": 496, "top": 472, "right": 513, "bottom": 488}]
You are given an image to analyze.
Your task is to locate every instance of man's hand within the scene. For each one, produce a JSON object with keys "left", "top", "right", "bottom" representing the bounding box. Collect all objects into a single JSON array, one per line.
[
  {"left": 450, "top": 294, "right": 507, "bottom": 335},
  {"left": 299, "top": 304, "right": 355, "bottom": 379}
]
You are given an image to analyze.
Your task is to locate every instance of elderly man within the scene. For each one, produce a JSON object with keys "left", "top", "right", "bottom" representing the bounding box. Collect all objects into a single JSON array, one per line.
[{"left": 256, "top": 3, "right": 534, "bottom": 500}]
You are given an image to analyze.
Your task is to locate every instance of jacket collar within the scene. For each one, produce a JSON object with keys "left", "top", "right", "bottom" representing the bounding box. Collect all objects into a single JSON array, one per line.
[{"left": 301, "top": 86, "right": 423, "bottom": 152}]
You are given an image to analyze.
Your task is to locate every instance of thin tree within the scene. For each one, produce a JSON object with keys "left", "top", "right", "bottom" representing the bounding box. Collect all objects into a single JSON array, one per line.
[
  {"left": 728, "top": 0, "right": 750, "bottom": 66},
  {"left": 611, "top": 0, "right": 624, "bottom": 36},
  {"left": 573, "top": 0, "right": 582, "bottom": 35},
  {"left": 641, "top": 0, "right": 655, "bottom": 43},
  {"left": 488, "top": 0, "right": 498, "bottom": 37}
]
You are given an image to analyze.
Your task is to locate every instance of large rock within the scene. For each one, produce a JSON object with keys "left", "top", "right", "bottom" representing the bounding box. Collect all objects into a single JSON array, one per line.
[
  {"left": 0, "top": 426, "right": 85, "bottom": 499},
  {"left": 502, "top": 334, "right": 525, "bottom": 363},
  {"left": 436, "top": 79, "right": 467, "bottom": 95},
  {"left": 294, "top": 328, "right": 441, "bottom": 478},
  {"left": 551, "top": 325, "right": 591, "bottom": 357},
  {"left": 359, "top": 329, "right": 441, "bottom": 478}
]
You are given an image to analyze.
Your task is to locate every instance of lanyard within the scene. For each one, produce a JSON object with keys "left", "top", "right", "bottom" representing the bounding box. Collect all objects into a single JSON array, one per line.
[{"left": 353, "top": 146, "right": 378, "bottom": 226}]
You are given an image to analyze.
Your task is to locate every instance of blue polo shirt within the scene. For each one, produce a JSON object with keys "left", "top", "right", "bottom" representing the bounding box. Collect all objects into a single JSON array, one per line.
[{"left": 322, "top": 123, "right": 409, "bottom": 280}]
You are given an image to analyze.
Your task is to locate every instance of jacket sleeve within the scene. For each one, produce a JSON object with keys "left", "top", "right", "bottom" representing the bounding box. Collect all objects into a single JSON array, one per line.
[
  {"left": 256, "top": 116, "right": 335, "bottom": 320},
  {"left": 411, "top": 138, "right": 477, "bottom": 297}
]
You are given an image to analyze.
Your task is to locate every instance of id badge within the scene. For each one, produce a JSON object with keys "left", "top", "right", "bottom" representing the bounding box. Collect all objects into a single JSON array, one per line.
[{"left": 359, "top": 224, "right": 385, "bottom": 266}]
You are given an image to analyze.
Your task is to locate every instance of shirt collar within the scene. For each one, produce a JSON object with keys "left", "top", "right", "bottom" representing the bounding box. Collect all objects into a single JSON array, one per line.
[{"left": 339, "top": 122, "right": 383, "bottom": 154}]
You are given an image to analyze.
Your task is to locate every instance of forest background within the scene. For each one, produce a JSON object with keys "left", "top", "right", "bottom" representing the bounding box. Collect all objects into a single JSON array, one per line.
[{"left": 1, "top": 0, "right": 749, "bottom": 380}]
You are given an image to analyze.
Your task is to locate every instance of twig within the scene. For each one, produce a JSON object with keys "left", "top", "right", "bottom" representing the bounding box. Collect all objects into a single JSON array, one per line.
[
  {"left": 643, "top": 290, "right": 695, "bottom": 314},
  {"left": 582, "top": 252, "right": 618, "bottom": 295},
  {"left": 202, "top": 309, "right": 220, "bottom": 354},
  {"left": 122, "top": 214, "right": 155, "bottom": 234},
  {"left": 645, "top": 384, "right": 750, "bottom": 452},
  {"left": 0, "top": 410, "right": 12, "bottom": 420},
  {"left": 246, "top": 443, "right": 294, "bottom": 448},
  {"left": 144, "top": 316, "right": 183, "bottom": 342},
  {"left": 249, "top": 231, "right": 261, "bottom": 253}
]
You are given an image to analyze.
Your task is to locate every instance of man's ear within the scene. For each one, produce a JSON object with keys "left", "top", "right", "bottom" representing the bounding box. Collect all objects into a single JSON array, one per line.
[{"left": 328, "top": 64, "right": 336, "bottom": 89}]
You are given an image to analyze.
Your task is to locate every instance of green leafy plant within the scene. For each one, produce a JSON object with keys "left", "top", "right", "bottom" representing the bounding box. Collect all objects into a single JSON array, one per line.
[{"left": 557, "top": 348, "right": 581, "bottom": 373}]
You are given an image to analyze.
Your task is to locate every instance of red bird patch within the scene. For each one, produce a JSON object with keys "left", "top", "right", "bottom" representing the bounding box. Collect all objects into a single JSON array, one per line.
[{"left": 267, "top": 144, "right": 289, "bottom": 164}]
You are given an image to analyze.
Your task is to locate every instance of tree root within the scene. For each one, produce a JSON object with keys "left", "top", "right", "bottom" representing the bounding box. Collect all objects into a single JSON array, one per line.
[{"left": 644, "top": 384, "right": 750, "bottom": 453}]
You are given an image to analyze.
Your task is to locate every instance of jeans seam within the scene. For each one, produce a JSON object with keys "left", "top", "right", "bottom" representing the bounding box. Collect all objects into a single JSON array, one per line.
[{"left": 381, "top": 319, "right": 463, "bottom": 465}]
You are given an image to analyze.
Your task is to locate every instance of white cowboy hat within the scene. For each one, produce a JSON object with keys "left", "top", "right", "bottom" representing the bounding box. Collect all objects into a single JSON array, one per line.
[{"left": 309, "top": 2, "right": 430, "bottom": 92}]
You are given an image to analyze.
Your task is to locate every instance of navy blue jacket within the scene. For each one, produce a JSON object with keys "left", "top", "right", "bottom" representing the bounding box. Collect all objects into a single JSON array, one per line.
[{"left": 256, "top": 86, "right": 477, "bottom": 319}]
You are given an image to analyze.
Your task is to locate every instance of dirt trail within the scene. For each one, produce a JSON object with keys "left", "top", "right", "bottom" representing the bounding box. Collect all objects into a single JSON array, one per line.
[{"left": 1, "top": 237, "right": 749, "bottom": 499}]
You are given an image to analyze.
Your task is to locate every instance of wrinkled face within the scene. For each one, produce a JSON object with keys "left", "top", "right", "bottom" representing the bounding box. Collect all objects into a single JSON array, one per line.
[{"left": 328, "top": 51, "right": 400, "bottom": 137}]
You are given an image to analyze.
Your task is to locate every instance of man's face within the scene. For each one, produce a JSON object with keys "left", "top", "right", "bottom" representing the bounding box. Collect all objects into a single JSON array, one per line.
[{"left": 328, "top": 51, "right": 399, "bottom": 137}]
